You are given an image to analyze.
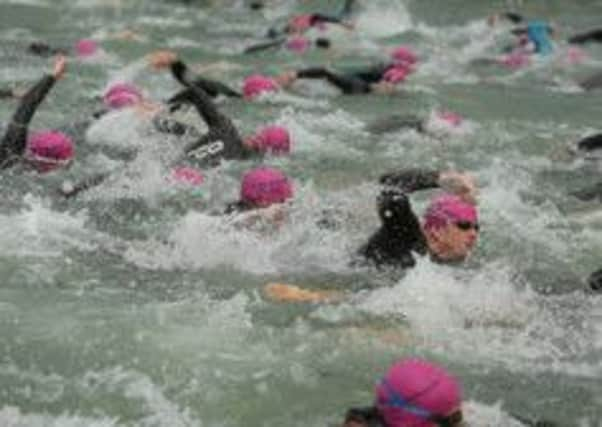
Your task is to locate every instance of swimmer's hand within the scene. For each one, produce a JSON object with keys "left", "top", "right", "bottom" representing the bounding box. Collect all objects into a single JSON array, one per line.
[
  {"left": 371, "top": 81, "right": 397, "bottom": 95},
  {"left": 274, "top": 71, "right": 297, "bottom": 88},
  {"left": 53, "top": 55, "right": 67, "bottom": 80},
  {"left": 148, "top": 50, "right": 178, "bottom": 70},
  {"left": 263, "top": 283, "right": 343, "bottom": 303},
  {"left": 438, "top": 171, "right": 478, "bottom": 204}
]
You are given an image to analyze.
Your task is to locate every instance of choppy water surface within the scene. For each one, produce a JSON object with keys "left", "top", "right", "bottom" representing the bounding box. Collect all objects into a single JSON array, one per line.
[{"left": 0, "top": 0, "right": 601, "bottom": 426}]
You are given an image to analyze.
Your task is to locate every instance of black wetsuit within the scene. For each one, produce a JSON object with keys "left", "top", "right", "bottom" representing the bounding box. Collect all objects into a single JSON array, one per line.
[
  {"left": 358, "top": 169, "right": 440, "bottom": 268},
  {"left": 588, "top": 268, "right": 602, "bottom": 291},
  {"left": 167, "top": 60, "right": 241, "bottom": 111},
  {"left": 267, "top": 13, "right": 346, "bottom": 38},
  {"left": 63, "top": 72, "right": 251, "bottom": 198},
  {"left": 366, "top": 114, "right": 425, "bottom": 134},
  {"left": 579, "top": 71, "right": 602, "bottom": 91},
  {"left": 27, "top": 42, "right": 69, "bottom": 57},
  {"left": 295, "top": 63, "right": 393, "bottom": 94},
  {"left": 576, "top": 133, "right": 602, "bottom": 152},
  {"left": 568, "top": 28, "right": 602, "bottom": 44},
  {"left": 0, "top": 73, "right": 56, "bottom": 170},
  {"left": 343, "top": 407, "right": 385, "bottom": 427},
  {"left": 0, "top": 88, "right": 15, "bottom": 99},
  {"left": 243, "top": 37, "right": 331, "bottom": 54}
]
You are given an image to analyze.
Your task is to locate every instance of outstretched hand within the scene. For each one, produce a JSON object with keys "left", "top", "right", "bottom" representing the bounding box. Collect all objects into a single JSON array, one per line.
[
  {"left": 148, "top": 50, "right": 178, "bottom": 70},
  {"left": 53, "top": 55, "right": 67, "bottom": 80}
]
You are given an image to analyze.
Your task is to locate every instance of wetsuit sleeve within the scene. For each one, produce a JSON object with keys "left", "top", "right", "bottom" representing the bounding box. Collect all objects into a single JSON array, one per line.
[
  {"left": 0, "top": 74, "right": 56, "bottom": 168},
  {"left": 379, "top": 168, "right": 440, "bottom": 193},
  {"left": 60, "top": 172, "right": 109, "bottom": 198},
  {"left": 311, "top": 13, "right": 344, "bottom": 25},
  {"left": 296, "top": 67, "right": 371, "bottom": 94},
  {"left": 576, "top": 133, "right": 602, "bottom": 151},
  {"left": 502, "top": 12, "right": 524, "bottom": 24},
  {"left": 27, "top": 42, "right": 68, "bottom": 57},
  {"left": 568, "top": 28, "right": 602, "bottom": 44},
  {"left": 0, "top": 88, "right": 14, "bottom": 99},
  {"left": 343, "top": 406, "right": 384, "bottom": 427},
  {"left": 244, "top": 38, "right": 287, "bottom": 54},
  {"left": 170, "top": 60, "right": 241, "bottom": 98},
  {"left": 152, "top": 116, "right": 201, "bottom": 138}
]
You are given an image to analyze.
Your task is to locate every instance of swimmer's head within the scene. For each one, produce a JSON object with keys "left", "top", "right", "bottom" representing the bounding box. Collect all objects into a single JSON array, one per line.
[
  {"left": 74, "top": 38, "right": 98, "bottom": 58},
  {"left": 26, "top": 131, "right": 74, "bottom": 173},
  {"left": 375, "top": 358, "right": 463, "bottom": 427},
  {"left": 170, "top": 166, "right": 204, "bottom": 187},
  {"left": 285, "top": 36, "right": 310, "bottom": 53},
  {"left": 243, "top": 75, "right": 279, "bottom": 99},
  {"left": 245, "top": 125, "right": 291, "bottom": 155},
  {"left": 240, "top": 167, "right": 293, "bottom": 208},
  {"left": 436, "top": 111, "right": 464, "bottom": 127},
  {"left": 103, "top": 83, "right": 143, "bottom": 109},
  {"left": 391, "top": 46, "right": 418, "bottom": 67},
  {"left": 423, "top": 194, "right": 479, "bottom": 261}
]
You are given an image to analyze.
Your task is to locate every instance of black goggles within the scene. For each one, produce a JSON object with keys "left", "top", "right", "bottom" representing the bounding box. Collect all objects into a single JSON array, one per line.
[{"left": 454, "top": 220, "right": 480, "bottom": 232}]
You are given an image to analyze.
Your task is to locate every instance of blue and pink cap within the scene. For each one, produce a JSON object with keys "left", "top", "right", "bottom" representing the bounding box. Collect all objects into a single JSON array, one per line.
[
  {"left": 423, "top": 194, "right": 478, "bottom": 232},
  {"left": 375, "top": 358, "right": 462, "bottom": 427},
  {"left": 240, "top": 167, "right": 293, "bottom": 207},
  {"left": 26, "top": 131, "right": 74, "bottom": 173}
]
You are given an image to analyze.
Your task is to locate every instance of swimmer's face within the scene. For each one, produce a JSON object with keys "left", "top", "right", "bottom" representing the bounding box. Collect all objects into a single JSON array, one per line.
[{"left": 426, "top": 220, "right": 479, "bottom": 261}]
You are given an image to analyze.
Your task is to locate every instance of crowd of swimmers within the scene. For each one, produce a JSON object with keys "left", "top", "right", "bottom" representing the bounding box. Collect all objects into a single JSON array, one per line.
[{"left": 1, "top": 1, "right": 601, "bottom": 425}]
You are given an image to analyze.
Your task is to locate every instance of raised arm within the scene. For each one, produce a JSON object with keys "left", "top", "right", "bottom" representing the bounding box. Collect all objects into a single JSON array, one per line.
[{"left": 0, "top": 55, "right": 66, "bottom": 169}]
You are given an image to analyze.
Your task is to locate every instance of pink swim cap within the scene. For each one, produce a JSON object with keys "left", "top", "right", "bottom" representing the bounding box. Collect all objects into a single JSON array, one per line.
[
  {"left": 375, "top": 358, "right": 462, "bottom": 427},
  {"left": 103, "top": 83, "right": 143, "bottom": 109},
  {"left": 75, "top": 39, "right": 98, "bottom": 58},
  {"left": 383, "top": 66, "right": 409, "bottom": 84},
  {"left": 26, "top": 131, "right": 74, "bottom": 173},
  {"left": 170, "top": 166, "right": 204, "bottom": 186},
  {"left": 245, "top": 125, "right": 291, "bottom": 155},
  {"left": 423, "top": 194, "right": 478, "bottom": 232},
  {"left": 286, "top": 36, "right": 311, "bottom": 53},
  {"left": 498, "top": 51, "right": 530, "bottom": 69},
  {"left": 240, "top": 167, "right": 293, "bottom": 207},
  {"left": 391, "top": 46, "right": 418, "bottom": 66},
  {"left": 289, "top": 14, "right": 313, "bottom": 32},
  {"left": 243, "top": 75, "right": 279, "bottom": 99},
  {"left": 436, "top": 111, "right": 463, "bottom": 127}
]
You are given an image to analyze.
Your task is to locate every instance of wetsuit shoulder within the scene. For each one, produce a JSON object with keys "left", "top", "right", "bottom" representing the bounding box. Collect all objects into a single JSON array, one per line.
[
  {"left": 358, "top": 187, "right": 427, "bottom": 268},
  {"left": 576, "top": 133, "right": 602, "bottom": 152},
  {"left": 343, "top": 406, "right": 385, "bottom": 427},
  {"left": 379, "top": 168, "right": 440, "bottom": 192},
  {"left": 0, "top": 74, "right": 56, "bottom": 169}
]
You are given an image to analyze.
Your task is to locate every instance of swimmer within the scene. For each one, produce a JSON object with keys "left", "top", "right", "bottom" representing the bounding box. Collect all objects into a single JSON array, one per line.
[
  {"left": 27, "top": 38, "right": 101, "bottom": 60},
  {"left": 243, "top": 35, "right": 331, "bottom": 55},
  {"left": 342, "top": 357, "right": 464, "bottom": 427},
  {"left": 277, "top": 46, "right": 418, "bottom": 95},
  {"left": 0, "top": 55, "right": 74, "bottom": 172},
  {"left": 148, "top": 53, "right": 242, "bottom": 109},
  {"left": 266, "top": 11, "right": 354, "bottom": 39},
  {"left": 366, "top": 111, "right": 465, "bottom": 136},
  {"left": 358, "top": 169, "right": 479, "bottom": 268}
]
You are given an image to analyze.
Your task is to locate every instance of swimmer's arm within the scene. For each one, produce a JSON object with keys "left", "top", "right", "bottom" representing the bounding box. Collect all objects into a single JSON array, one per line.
[
  {"left": 170, "top": 60, "right": 241, "bottom": 98},
  {"left": 243, "top": 38, "right": 287, "bottom": 54},
  {"left": 502, "top": 12, "right": 525, "bottom": 24},
  {"left": 576, "top": 133, "right": 602, "bottom": 152},
  {"left": 379, "top": 168, "right": 440, "bottom": 193},
  {"left": 60, "top": 172, "right": 109, "bottom": 198},
  {"left": 568, "top": 28, "right": 602, "bottom": 44},
  {"left": 27, "top": 42, "right": 68, "bottom": 57},
  {"left": 0, "top": 57, "right": 65, "bottom": 166},
  {"left": 312, "top": 13, "right": 353, "bottom": 29},
  {"left": 152, "top": 116, "right": 201, "bottom": 138}
]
